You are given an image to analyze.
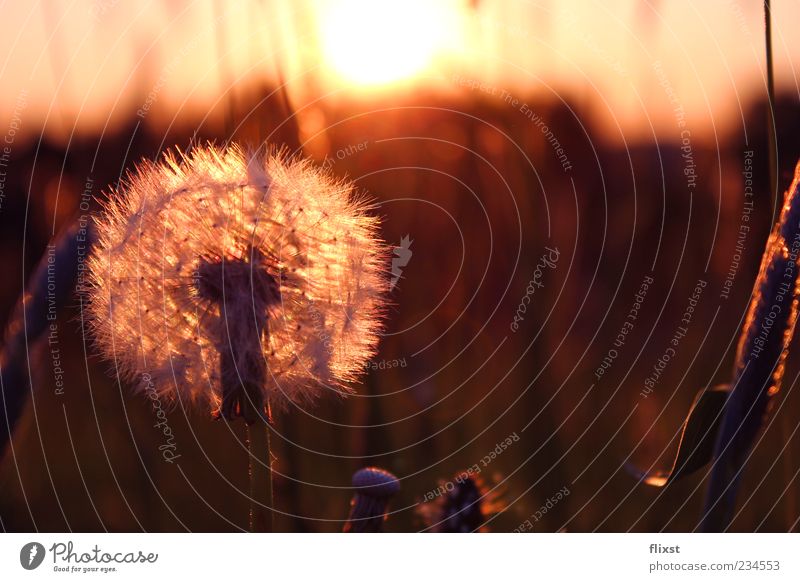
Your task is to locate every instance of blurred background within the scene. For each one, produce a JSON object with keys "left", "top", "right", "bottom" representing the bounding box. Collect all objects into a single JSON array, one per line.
[{"left": 1, "top": 0, "right": 800, "bottom": 532}]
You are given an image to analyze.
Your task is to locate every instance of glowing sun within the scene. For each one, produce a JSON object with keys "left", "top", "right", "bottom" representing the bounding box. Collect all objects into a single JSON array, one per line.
[{"left": 320, "top": 0, "right": 459, "bottom": 87}]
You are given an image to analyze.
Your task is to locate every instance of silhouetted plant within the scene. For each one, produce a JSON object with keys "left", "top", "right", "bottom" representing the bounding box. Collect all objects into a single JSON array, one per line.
[{"left": 87, "top": 144, "right": 389, "bottom": 531}]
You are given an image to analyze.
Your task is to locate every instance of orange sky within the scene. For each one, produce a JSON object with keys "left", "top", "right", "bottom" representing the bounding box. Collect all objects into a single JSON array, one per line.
[{"left": 0, "top": 0, "right": 798, "bottom": 143}]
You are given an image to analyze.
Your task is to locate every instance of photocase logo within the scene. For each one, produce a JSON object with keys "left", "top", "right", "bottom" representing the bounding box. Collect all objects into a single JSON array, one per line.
[
  {"left": 19, "top": 542, "right": 46, "bottom": 570},
  {"left": 390, "top": 235, "right": 413, "bottom": 290}
]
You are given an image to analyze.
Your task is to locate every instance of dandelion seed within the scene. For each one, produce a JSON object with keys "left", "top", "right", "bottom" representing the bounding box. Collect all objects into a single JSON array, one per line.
[{"left": 87, "top": 143, "right": 389, "bottom": 420}]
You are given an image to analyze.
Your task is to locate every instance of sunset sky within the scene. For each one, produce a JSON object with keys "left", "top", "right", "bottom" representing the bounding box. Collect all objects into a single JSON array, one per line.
[{"left": 0, "top": 0, "right": 798, "bottom": 143}]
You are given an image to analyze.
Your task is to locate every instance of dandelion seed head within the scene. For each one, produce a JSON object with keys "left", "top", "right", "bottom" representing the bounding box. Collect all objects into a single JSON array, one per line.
[
  {"left": 352, "top": 466, "right": 401, "bottom": 498},
  {"left": 343, "top": 467, "right": 400, "bottom": 533},
  {"left": 87, "top": 144, "right": 389, "bottom": 415}
]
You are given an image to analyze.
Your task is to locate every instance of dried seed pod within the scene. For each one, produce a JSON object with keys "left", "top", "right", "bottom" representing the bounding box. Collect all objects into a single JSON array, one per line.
[{"left": 343, "top": 467, "right": 400, "bottom": 532}]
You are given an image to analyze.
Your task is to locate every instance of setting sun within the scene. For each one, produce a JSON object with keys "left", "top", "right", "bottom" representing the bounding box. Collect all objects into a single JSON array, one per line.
[{"left": 319, "top": 0, "right": 460, "bottom": 87}]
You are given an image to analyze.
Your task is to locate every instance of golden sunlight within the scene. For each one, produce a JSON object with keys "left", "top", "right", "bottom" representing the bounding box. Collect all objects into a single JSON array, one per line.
[{"left": 319, "top": 0, "right": 460, "bottom": 87}]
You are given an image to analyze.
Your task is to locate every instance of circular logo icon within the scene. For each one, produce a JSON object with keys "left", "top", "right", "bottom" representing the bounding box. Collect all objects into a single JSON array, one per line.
[{"left": 19, "top": 542, "right": 46, "bottom": 570}]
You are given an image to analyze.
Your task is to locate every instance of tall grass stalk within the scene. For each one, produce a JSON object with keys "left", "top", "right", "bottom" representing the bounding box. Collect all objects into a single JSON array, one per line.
[
  {"left": 700, "top": 164, "right": 800, "bottom": 531},
  {"left": 0, "top": 219, "right": 93, "bottom": 455},
  {"left": 699, "top": 0, "right": 790, "bottom": 532}
]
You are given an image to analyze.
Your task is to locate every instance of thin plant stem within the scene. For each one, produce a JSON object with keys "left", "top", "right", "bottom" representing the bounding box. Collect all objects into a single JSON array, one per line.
[
  {"left": 765, "top": 0, "right": 778, "bottom": 219},
  {"left": 247, "top": 417, "right": 274, "bottom": 533}
]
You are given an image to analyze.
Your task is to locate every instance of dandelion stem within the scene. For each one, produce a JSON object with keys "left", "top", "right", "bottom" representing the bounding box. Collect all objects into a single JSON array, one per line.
[
  {"left": 196, "top": 252, "right": 279, "bottom": 531},
  {"left": 247, "top": 413, "right": 274, "bottom": 533}
]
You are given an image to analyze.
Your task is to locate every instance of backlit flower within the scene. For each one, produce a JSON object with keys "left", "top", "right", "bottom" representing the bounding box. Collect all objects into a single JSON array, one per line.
[{"left": 87, "top": 144, "right": 388, "bottom": 419}]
